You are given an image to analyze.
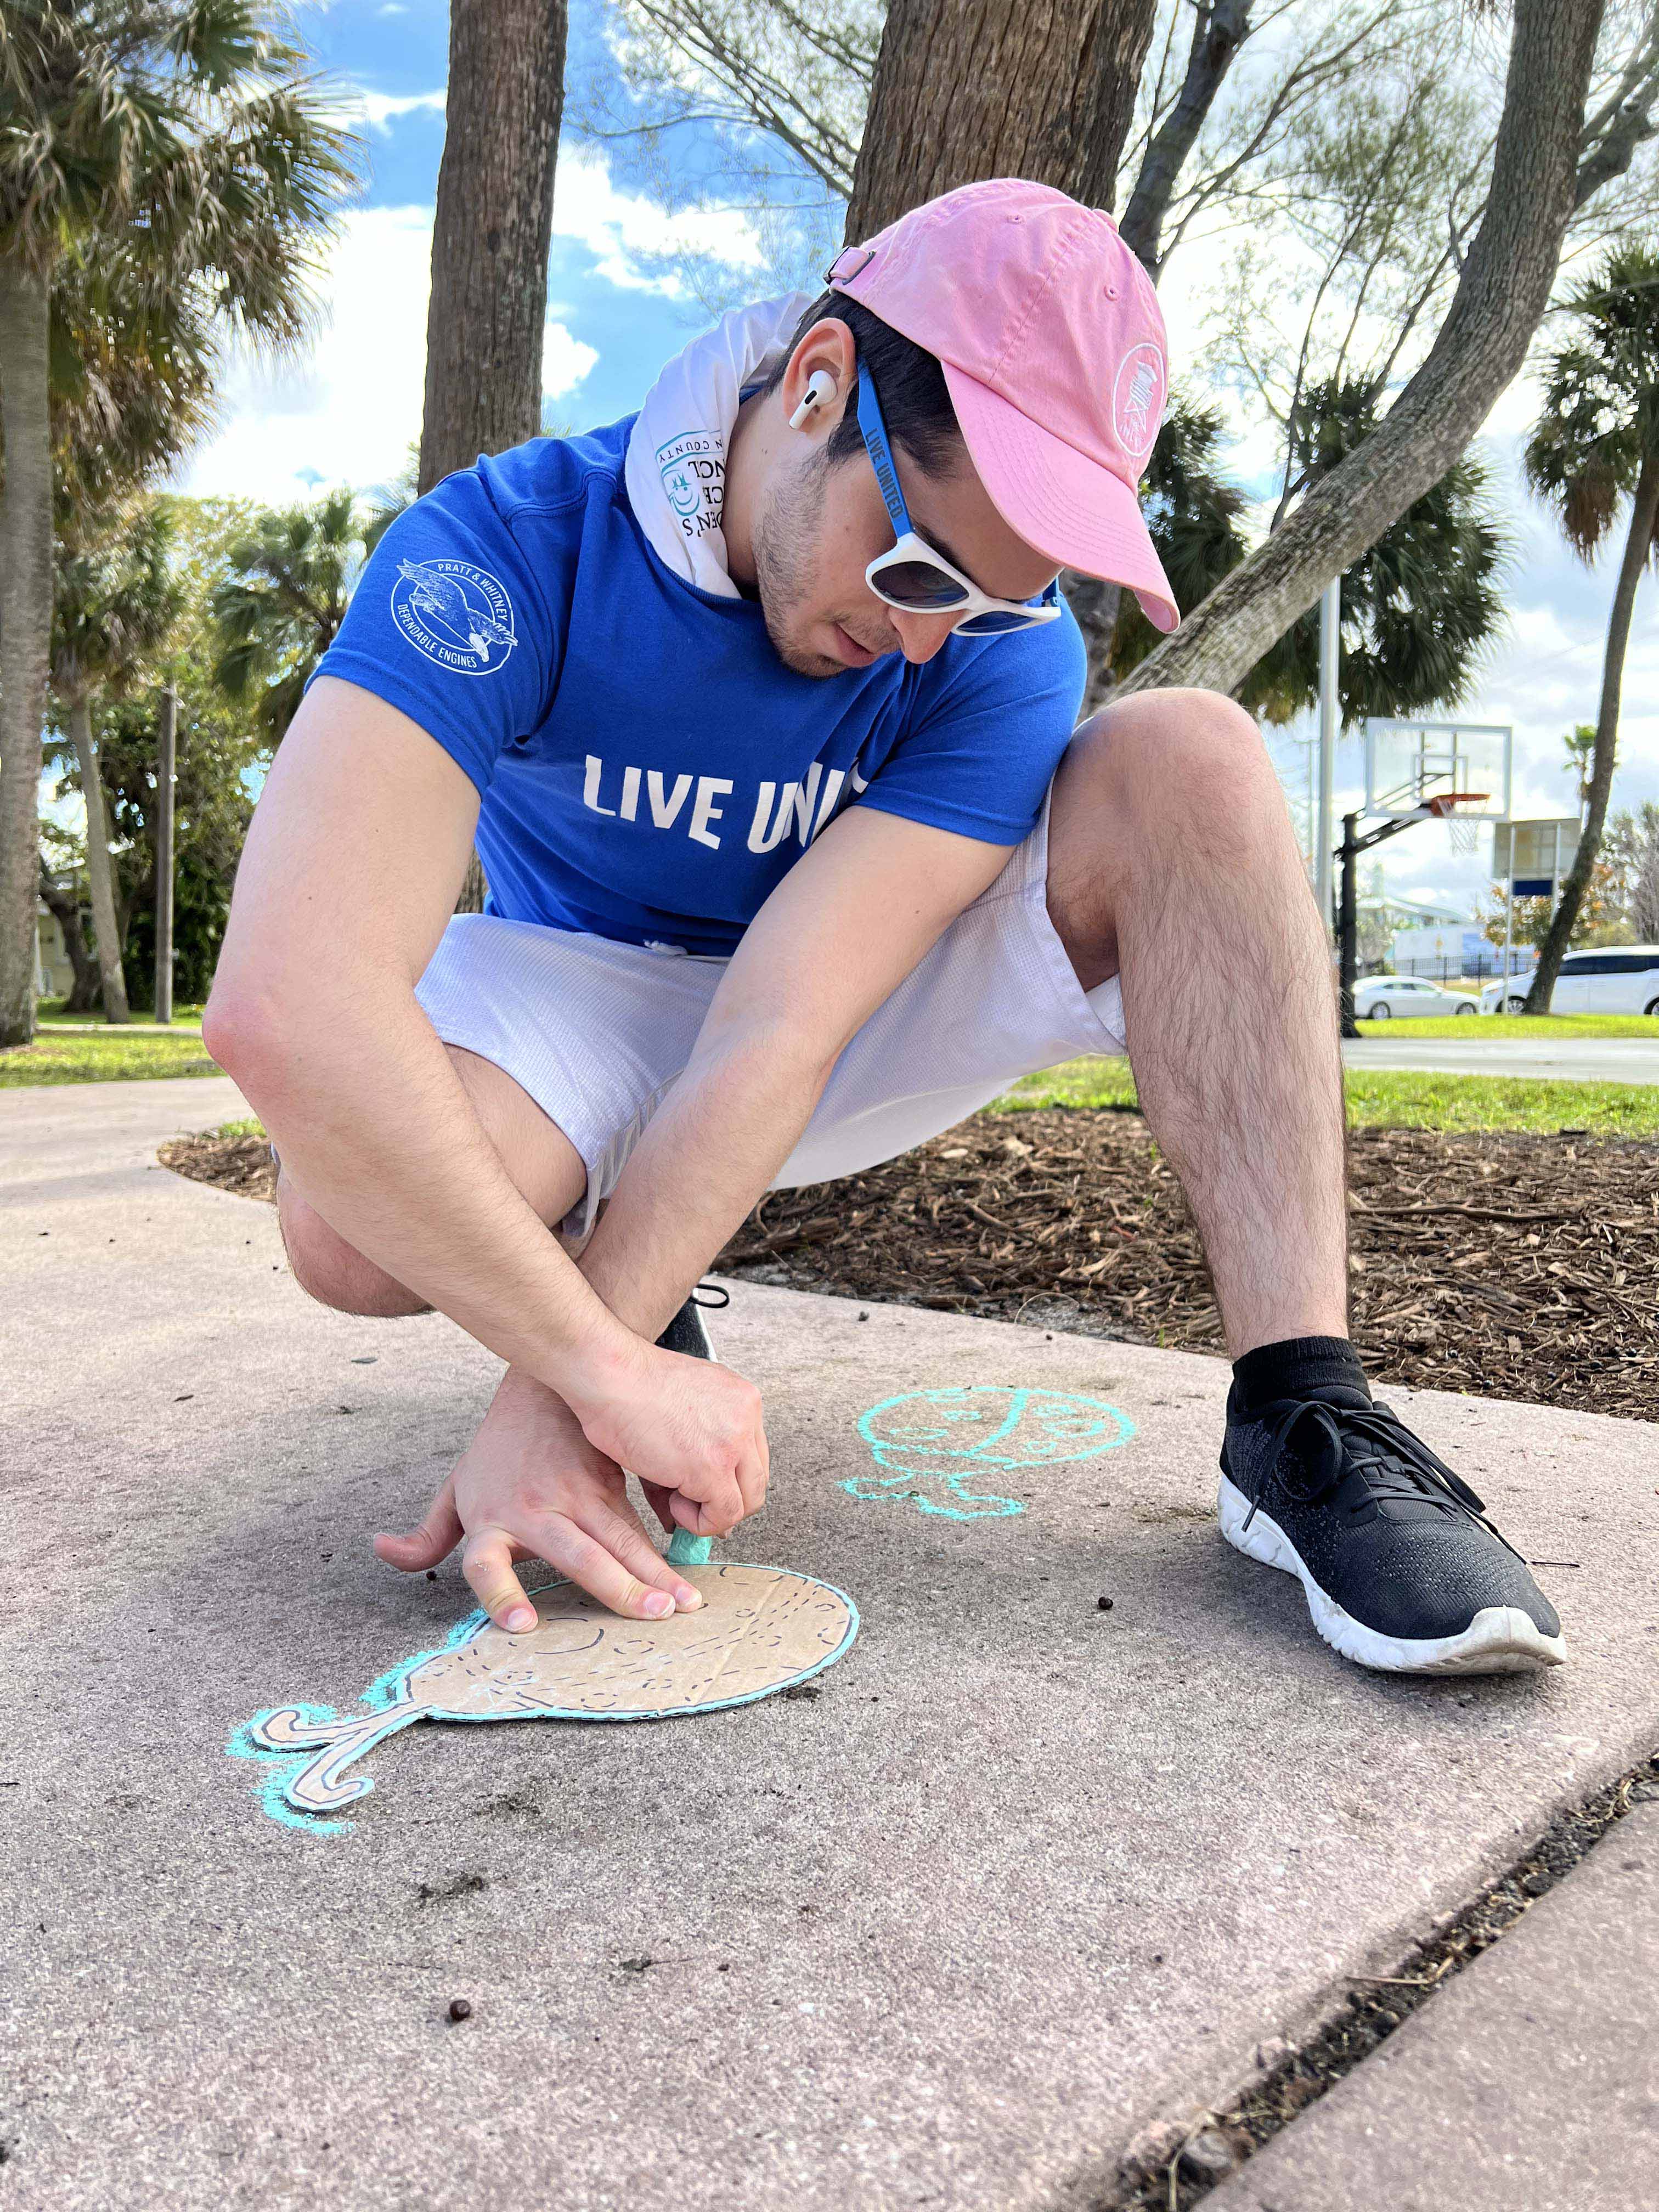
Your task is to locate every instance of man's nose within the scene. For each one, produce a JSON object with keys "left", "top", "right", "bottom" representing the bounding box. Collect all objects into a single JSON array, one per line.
[{"left": 887, "top": 607, "right": 959, "bottom": 664}]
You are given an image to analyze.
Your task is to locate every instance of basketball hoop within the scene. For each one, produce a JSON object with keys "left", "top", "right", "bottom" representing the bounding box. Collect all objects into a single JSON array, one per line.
[{"left": 1426, "top": 792, "right": 1488, "bottom": 858}]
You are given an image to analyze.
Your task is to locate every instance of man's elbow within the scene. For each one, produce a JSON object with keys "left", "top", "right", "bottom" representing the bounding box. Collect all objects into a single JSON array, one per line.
[{"left": 202, "top": 973, "right": 306, "bottom": 1102}]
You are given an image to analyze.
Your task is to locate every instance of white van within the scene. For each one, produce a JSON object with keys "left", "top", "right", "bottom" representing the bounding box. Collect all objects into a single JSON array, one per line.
[{"left": 1483, "top": 946, "right": 1659, "bottom": 1015}]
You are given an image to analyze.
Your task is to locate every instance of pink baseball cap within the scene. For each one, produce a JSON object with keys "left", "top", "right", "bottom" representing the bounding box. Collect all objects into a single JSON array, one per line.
[{"left": 826, "top": 176, "right": 1178, "bottom": 632}]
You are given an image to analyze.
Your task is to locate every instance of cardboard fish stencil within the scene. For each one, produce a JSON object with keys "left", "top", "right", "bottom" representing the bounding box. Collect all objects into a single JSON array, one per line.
[{"left": 233, "top": 1533, "right": 857, "bottom": 1826}]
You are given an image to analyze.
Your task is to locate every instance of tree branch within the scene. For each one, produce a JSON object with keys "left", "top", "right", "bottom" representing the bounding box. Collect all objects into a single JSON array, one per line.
[{"left": 1116, "top": 0, "right": 1608, "bottom": 705}]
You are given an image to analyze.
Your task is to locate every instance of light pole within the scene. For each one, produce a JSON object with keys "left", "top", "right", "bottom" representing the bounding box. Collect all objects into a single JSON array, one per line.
[{"left": 155, "top": 685, "right": 177, "bottom": 1025}]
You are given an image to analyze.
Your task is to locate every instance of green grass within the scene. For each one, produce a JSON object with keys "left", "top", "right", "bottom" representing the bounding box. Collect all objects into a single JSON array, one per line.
[
  {"left": 36, "top": 1000, "right": 205, "bottom": 1028},
  {"left": 1003, "top": 1057, "right": 1659, "bottom": 1137},
  {"left": 1355, "top": 1013, "right": 1659, "bottom": 1039},
  {"left": 0, "top": 1027, "right": 222, "bottom": 1086}
]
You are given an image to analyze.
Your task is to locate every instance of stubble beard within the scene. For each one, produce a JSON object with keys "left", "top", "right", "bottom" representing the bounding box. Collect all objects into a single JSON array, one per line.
[{"left": 751, "top": 457, "right": 849, "bottom": 679}]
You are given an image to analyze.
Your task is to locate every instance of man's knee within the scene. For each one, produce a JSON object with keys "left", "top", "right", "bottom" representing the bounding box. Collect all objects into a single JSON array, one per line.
[
  {"left": 276, "top": 1177, "right": 432, "bottom": 1318},
  {"left": 1074, "top": 686, "right": 1270, "bottom": 812},
  {"left": 1071, "top": 688, "right": 1289, "bottom": 876}
]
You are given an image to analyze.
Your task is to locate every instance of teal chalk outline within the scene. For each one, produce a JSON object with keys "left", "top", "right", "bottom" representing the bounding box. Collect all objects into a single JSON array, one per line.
[
  {"left": 847, "top": 1385, "right": 1137, "bottom": 1520},
  {"left": 229, "top": 1551, "right": 858, "bottom": 1835}
]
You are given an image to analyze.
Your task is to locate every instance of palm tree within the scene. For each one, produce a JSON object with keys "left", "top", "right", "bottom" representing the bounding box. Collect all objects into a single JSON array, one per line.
[
  {"left": 209, "top": 490, "right": 364, "bottom": 746},
  {"left": 1522, "top": 242, "right": 1659, "bottom": 1014},
  {"left": 1105, "top": 379, "right": 1509, "bottom": 728},
  {"left": 0, "top": 1, "right": 358, "bottom": 1046},
  {"left": 50, "top": 506, "right": 186, "bottom": 1022}
]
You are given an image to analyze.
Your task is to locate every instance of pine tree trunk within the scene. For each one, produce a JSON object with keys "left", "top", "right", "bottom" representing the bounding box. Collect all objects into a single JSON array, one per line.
[
  {"left": 37, "top": 860, "right": 101, "bottom": 1012},
  {"left": 1523, "top": 446, "right": 1659, "bottom": 1013},
  {"left": 0, "top": 262, "right": 54, "bottom": 1048},
  {"left": 418, "top": 0, "right": 567, "bottom": 493},
  {"left": 68, "top": 698, "right": 132, "bottom": 1024},
  {"left": 1116, "top": 0, "right": 1605, "bottom": 705},
  {"left": 845, "top": 0, "right": 1158, "bottom": 240}
]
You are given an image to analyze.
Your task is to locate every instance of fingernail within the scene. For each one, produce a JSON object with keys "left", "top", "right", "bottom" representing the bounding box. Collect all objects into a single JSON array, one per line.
[
  {"left": 644, "top": 1591, "right": 673, "bottom": 1618},
  {"left": 674, "top": 1584, "right": 703, "bottom": 1609},
  {"left": 505, "top": 1605, "right": 535, "bottom": 1633}
]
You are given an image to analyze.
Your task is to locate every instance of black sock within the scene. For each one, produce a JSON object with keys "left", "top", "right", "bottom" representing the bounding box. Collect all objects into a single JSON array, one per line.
[{"left": 1231, "top": 1335, "right": 1370, "bottom": 1417}]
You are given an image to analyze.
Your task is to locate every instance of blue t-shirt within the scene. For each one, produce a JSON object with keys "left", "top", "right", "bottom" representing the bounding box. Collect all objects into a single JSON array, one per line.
[{"left": 310, "top": 411, "right": 1087, "bottom": 955}]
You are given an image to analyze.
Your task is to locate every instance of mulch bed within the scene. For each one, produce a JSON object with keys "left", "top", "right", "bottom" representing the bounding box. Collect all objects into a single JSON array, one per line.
[
  {"left": 718, "top": 1109, "right": 1658, "bottom": 1425},
  {"left": 161, "top": 1110, "right": 1658, "bottom": 1424}
]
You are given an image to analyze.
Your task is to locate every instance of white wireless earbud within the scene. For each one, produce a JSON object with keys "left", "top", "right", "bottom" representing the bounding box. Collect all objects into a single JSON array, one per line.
[{"left": 788, "top": 369, "right": 838, "bottom": 429}]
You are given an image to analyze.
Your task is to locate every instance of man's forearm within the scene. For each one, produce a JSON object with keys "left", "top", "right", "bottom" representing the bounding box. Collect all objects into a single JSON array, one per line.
[
  {"left": 577, "top": 1020, "right": 835, "bottom": 1341},
  {"left": 219, "top": 983, "right": 642, "bottom": 1407}
]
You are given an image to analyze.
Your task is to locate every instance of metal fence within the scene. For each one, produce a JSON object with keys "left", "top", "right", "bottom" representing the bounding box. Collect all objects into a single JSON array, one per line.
[{"left": 1370, "top": 952, "right": 1533, "bottom": 984}]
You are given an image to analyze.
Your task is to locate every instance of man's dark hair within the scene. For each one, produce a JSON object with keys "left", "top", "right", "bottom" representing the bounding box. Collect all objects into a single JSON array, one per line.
[{"left": 754, "top": 290, "right": 963, "bottom": 477}]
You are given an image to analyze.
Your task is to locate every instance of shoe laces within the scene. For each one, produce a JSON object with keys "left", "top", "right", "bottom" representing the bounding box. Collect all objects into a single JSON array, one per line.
[{"left": 1247, "top": 1395, "right": 1519, "bottom": 1559}]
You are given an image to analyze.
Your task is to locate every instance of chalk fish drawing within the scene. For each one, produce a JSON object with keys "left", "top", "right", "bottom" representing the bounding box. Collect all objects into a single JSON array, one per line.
[
  {"left": 849, "top": 1385, "right": 1136, "bottom": 1519},
  {"left": 229, "top": 1555, "right": 857, "bottom": 1831}
]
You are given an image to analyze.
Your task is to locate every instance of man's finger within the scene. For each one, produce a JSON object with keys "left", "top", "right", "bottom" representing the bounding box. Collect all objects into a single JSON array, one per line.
[
  {"left": 523, "top": 1513, "right": 685, "bottom": 1622},
  {"left": 640, "top": 1479, "right": 678, "bottom": 1538},
  {"left": 582, "top": 1497, "right": 703, "bottom": 1610},
  {"left": 736, "top": 1427, "right": 770, "bottom": 1520},
  {"left": 374, "top": 1479, "right": 464, "bottom": 1572},
  {"left": 461, "top": 1526, "right": 539, "bottom": 1633}
]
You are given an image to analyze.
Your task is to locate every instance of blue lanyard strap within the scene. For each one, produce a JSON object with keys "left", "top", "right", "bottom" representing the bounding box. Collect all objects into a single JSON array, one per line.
[{"left": 855, "top": 365, "right": 912, "bottom": 541}]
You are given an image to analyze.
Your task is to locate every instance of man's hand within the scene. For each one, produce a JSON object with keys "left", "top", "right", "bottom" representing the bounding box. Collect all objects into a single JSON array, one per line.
[
  {"left": 374, "top": 1366, "right": 712, "bottom": 1628},
  {"left": 566, "top": 1340, "right": 769, "bottom": 1539}
]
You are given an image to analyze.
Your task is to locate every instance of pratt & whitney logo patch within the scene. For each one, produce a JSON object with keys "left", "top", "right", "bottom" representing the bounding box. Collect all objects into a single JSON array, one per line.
[
  {"left": 1111, "top": 341, "right": 1166, "bottom": 465},
  {"left": 390, "top": 558, "right": 518, "bottom": 676}
]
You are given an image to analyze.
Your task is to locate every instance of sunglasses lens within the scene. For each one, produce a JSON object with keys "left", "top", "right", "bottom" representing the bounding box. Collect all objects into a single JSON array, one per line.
[
  {"left": 956, "top": 608, "right": 1039, "bottom": 634},
  {"left": 874, "top": 559, "right": 969, "bottom": 611}
]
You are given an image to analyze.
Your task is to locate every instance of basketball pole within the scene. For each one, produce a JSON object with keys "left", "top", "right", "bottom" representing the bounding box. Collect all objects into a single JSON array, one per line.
[{"left": 1338, "top": 806, "right": 1432, "bottom": 1040}]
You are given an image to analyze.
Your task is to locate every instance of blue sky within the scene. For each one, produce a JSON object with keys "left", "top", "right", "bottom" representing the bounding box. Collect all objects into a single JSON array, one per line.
[{"left": 175, "top": 0, "right": 1658, "bottom": 919}]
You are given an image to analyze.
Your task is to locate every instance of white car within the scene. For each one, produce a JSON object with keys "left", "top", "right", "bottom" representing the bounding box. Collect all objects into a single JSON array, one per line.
[
  {"left": 1482, "top": 946, "right": 1659, "bottom": 1016},
  {"left": 1355, "top": 974, "right": 1480, "bottom": 1018}
]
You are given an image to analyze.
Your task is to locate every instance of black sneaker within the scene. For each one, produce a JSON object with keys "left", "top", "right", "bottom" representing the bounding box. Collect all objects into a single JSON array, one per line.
[
  {"left": 654, "top": 1281, "right": 728, "bottom": 1361},
  {"left": 1218, "top": 1384, "right": 1566, "bottom": 1674}
]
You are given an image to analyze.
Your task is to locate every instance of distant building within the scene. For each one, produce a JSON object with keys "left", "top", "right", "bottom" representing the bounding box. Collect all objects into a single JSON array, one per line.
[
  {"left": 1390, "top": 922, "right": 1500, "bottom": 981},
  {"left": 35, "top": 898, "right": 77, "bottom": 1002}
]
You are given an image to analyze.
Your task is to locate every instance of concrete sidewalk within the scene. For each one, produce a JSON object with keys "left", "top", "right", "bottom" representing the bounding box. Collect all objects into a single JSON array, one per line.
[
  {"left": 1208, "top": 1802, "right": 1659, "bottom": 2211},
  {"left": 3, "top": 1079, "right": 1657, "bottom": 2210}
]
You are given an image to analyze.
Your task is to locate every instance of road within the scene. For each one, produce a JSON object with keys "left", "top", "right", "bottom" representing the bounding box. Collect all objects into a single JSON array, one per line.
[{"left": 1344, "top": 1035, "right": 1659, "bottom": 1085}]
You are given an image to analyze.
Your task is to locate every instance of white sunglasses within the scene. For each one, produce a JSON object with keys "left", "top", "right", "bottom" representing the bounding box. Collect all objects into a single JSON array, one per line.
[{"left": 854, "top": 360, "right": 1062, "bottom": 636}]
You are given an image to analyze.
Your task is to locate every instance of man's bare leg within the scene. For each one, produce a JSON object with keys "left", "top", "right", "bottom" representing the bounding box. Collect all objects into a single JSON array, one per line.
[
  {"left": 1045, "top": 689, "right": 1565, "bottom": 1673},
  {"left": 1045, "top": 686, "right": 1348, "bottom": 1358},
  {"left": 276, "top": 1045, "right": 588, "bottom": 1317}
]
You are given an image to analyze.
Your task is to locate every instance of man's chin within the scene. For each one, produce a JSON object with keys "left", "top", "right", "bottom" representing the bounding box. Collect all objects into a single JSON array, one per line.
[{"left": 763, "top": 608, "right": 848, "bottom": 679}]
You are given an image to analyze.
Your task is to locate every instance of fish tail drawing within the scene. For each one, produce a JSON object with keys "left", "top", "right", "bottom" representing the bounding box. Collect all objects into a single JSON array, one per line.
[{"left": 248, "top": 1703, "right": 424, "bottom": 1813}]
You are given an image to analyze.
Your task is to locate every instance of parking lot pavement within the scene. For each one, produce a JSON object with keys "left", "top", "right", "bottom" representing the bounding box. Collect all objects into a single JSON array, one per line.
[
  {"left": 4, "top": 1078, "right": 1658, "bottom": 2210},
  {"left": 1344, "top": 1034, "right": 1659, "bottom": 1084}
]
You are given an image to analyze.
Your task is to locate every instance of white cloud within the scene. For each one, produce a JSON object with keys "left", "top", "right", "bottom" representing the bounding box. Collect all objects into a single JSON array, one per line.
[
  {"left": 355, "top": 88, "right": 445, "bottom": 133},
  {"left": 174, "top": 206, "right": 599, "bottom": 505},
  {"left": 551, "top": 148, "right": 766, "bottom": 295}
]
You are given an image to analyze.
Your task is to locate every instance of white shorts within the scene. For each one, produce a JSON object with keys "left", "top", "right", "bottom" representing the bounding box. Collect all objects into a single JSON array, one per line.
[{"left": 414, "top": 790, "right": 1127, "bottom": 1242}]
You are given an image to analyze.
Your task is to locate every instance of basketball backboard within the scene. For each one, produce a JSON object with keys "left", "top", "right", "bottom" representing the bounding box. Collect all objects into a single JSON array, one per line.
[
  {"left": 1362, "top": 719, "right": 1513, "bottom": 823},
  {"left": 1493, "top": 817, "right": 1581, "bottom": 895}
]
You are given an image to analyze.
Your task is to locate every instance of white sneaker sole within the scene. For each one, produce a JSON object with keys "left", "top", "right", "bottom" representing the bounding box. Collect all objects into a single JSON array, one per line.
[{"left": 1217, "top": 1472, "right": 1567, "bottom": 1675}]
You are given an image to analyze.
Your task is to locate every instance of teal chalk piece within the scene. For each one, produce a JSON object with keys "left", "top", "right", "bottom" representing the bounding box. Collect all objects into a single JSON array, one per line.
[{"left": 849, "top": 1385, "right": 1136, "bottom": 1519}]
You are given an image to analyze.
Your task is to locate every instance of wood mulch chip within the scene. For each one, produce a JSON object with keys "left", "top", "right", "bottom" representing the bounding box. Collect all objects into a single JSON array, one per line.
[{"left": 160, "top": 1111, "right": 1658, "bottom": 1425}]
